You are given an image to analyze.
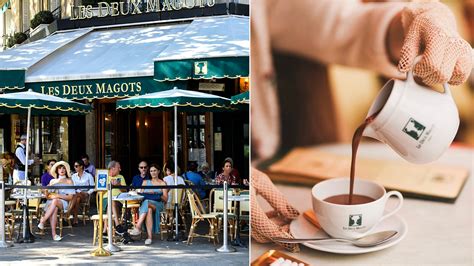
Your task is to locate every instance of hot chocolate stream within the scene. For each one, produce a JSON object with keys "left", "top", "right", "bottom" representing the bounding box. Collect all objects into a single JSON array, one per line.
[{"left": 349, "top": 112, "right": 379, "bottom": 205}]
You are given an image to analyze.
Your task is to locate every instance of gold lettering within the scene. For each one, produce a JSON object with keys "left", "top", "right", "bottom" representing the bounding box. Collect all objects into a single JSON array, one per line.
[
  {"left": 130, "top": 0, "right": 142, "bottom": 14},
  {"left": 71, "top": 85, "right": 78, "bottom": 95},
  {"left": 96, "top": 83, "right": 106, "bottom": 94},
  {"left": 77, "top": 6, "right": 87, "bottom": 19},
  {"left": 128, "top": 82, "right": 135, "bottom": 92},
  {"left": 86, "top": 85, "right": 93, "bottom": 94},
  {"left": 207, "top": 0, "right": 215, "bottom": 7},
  {"left": 162, "top": 0, "right": 172, "bottom": 11},
  {"left": 70, "top": 6, "right": 79, "bottom": 20},
  {"left": 136, "top": 82, "right": 142, "bottom": 92},
  {"left": 184, "top": 0, "right": 194, "bottom": 9},
  {"left": 120, "top": 83, "right": 128, "bottom": 93},
  {"left": 85, "top": 5, "right": 93, "bottom": 19},
  {"left": 172, "top": 0, "right": 183, "bottom": 10},
  {"left": 195, "top": 0, "right": 204, "bottom": 8},
  {"left": 113, "top": 83, "right": 121, "bottom": 93},
  {"left": 106, "top": 84, "right": 113, "bottom": 94},
  {"left": 110, "top": 2, "right": 119, "bottom": 16},
  {"left": 63, "top": 85, "right": 71, "bottom": 95},
  {"left": 146, "top": 0, "right": 160, "bottom": 12},
  {"left": 40, "top": 86, "right": 45, "bottom": 94},
  {"left": 120, "top": 1, "right": 129, "bottom": 15},
  {"left": 98, "top": 2, "right": 109, "bottom": 18},
  {"left": 54, "top": 87, "right": 60, "bottom": 96}
]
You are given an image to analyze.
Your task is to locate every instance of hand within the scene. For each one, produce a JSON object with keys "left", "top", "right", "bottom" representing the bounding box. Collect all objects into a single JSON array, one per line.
[
  {"left": 398, "top": 2, "right": 473, "bottom": 86},
  {"left": 251, "top": 168, "right": 300, "bottom": 252}
]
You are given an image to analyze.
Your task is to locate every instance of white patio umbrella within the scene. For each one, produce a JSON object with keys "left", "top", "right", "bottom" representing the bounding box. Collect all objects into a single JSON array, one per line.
[
  {"left": 117, "top": 86, "right": 231, "bottom": 239},
  {"left": 0, "top": 89, "right": 91, "bottom": 241}
]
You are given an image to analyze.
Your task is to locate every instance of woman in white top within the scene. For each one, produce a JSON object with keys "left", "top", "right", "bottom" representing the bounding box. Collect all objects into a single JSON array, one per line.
[{"left": 71, "top": 160, "right": 95, "bottom": 225}]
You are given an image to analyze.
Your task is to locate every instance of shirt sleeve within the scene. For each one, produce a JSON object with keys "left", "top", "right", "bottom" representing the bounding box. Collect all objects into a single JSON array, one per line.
[{"left": 268, "top": 0, "right": 406, "bottom": 79}]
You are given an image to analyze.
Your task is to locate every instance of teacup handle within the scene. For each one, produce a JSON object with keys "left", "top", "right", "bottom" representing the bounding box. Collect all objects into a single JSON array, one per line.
[
  {"left": 407, "top": 56, "right": 452, "bottom": 97},
  {"left": 379, "top": 190, "right": 404, "bottom": 222},
  {"left": 358, "top": 191, "right": 403, "bottom": 238}
]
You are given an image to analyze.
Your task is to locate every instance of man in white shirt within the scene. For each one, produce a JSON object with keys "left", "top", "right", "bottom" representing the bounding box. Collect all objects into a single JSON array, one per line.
[
  {"left": 163, "top": 163, "right": 185, "bottom": 206},
  {"left": 13, "top": 134, "right": 34, "bottom": 184}
]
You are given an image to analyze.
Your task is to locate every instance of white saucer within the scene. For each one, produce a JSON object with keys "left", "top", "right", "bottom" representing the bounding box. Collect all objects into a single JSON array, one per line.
[{"left": 290, "top": 214, "right": 407, "bottom": 254}]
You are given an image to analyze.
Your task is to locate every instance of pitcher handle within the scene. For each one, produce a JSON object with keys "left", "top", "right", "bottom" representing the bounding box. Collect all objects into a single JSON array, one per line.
[{"left": 407, "top": 56, "right": 452, "bottom": 96}]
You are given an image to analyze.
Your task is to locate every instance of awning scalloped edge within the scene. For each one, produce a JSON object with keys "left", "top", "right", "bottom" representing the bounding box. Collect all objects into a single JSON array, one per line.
[
  {"left": 154, "top": 74, "right": 247, "bottom": 82},
  {"left": 0, "top": 103, "right": 90, "bottom": 114}
]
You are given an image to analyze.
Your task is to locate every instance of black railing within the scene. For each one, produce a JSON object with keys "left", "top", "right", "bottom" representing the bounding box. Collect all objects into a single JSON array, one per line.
[{"left": 52, "top": 6, "right": 61, "bottom": 20}]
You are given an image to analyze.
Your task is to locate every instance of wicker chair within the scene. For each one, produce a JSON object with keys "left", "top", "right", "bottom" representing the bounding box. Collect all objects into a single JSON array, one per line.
[{"left": 186, "top": 190, "right": 218, "bottom": 245}]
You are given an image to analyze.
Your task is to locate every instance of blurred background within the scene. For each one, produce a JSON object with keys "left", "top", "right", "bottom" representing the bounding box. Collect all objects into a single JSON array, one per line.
[{"left": 274, "top": 0, "right": 473, "bottom": 156}]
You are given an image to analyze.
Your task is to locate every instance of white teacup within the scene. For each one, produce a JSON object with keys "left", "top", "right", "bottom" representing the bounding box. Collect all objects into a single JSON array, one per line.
[{"left": 312, "top": 178, "right": 403, "bottom": 239}]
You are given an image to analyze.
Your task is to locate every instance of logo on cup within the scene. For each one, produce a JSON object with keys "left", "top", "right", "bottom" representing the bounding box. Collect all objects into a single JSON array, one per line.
[
  {"left": 349, "top": 214, "right": 362, "bottom": 227},
  {"left": 402, "top": 118, "right": 426, "bottom": 140}
]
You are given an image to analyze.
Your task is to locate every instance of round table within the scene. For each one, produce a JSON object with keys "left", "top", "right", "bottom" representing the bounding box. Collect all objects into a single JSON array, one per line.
[
  {"left": 221, "top": 194, "right": 250, "bottom": 248},
  {"left": 9, "top": 192, "right": 44, "bottom": 243}
]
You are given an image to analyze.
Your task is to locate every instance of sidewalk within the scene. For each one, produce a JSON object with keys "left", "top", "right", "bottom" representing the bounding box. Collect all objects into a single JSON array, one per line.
[{"left": 0, "top": 222, "right": 249, "bottom": 265}]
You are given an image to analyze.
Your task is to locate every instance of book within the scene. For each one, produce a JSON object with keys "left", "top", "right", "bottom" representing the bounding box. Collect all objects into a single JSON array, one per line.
[{"left": 266, "top": 147, "right": 469, "bottom": 203}]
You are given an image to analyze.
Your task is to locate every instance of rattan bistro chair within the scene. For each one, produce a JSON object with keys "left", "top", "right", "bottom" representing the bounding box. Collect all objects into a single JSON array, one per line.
[
  {"left": 186, "top": 190, "right": 218, "bottom": 245},
  {"left": 209, "top": 188, "right": 235, "bottom": 240},
  {"left": 160, "top": 185, "right": 187, "bottom": 240}
]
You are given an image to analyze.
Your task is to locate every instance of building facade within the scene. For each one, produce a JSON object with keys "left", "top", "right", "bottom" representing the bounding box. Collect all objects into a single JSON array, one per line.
[{"left": 0, "top": 0, "right": 249, "bottom": 182}]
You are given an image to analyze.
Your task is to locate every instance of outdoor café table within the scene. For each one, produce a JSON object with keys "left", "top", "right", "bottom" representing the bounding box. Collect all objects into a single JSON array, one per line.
[
  {"left": 221, "top": 194, "right": 250, "bottom": 248},
  {"left": 251, "top": 143, "right": 474, "bottom": 265},
  {"left": 113, "top": 192, "right": 144, "bottom": 238},
  {"left": 9, "top": 192, "right": 45, "bottom": 243}
]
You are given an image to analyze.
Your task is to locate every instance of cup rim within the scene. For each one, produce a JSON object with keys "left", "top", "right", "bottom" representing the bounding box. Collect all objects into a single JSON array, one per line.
[{"left": 312, "top": 177, "right": 386, "bottom": 207}]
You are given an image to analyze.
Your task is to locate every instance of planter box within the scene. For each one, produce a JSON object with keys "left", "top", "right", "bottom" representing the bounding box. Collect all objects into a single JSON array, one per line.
[{"left": 30, "top": 24, "right": 50, "bottom": 37}]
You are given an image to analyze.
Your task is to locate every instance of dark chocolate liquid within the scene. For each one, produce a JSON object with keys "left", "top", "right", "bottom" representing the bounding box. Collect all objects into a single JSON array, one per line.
[
  {"left": 349, "top": 112, "right": 379, "bottom": 204},
  {"left": 324, "top": 194, "right": 375, "bottom": 205}
]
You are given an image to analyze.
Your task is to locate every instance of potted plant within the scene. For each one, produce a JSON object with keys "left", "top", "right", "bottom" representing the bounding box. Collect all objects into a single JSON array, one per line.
[
  {"left": 7, "top": 32, "right": 28, "bottom": 48},
  {"left": 30, "top": 11, "right": 55, "bottom": 34}
]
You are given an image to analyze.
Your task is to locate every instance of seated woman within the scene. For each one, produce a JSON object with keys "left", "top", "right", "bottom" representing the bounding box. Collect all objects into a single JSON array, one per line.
[
  {"left": 215, "top": 158, "right": 239, "bottom": 185},
  {"left": 129, "top": 164, "right": 168, "bottom": 245},
  {"left": 71, "top": 160, "right": 95, "bottom": 225},
  {"left": 37, "top": 161, "right": 76, "bottom": 241}
]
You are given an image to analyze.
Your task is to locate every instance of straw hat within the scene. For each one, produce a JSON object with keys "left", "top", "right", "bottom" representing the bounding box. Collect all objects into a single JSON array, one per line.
[{"left": 50, "top": 161, "right": 72, "bottom": 179}]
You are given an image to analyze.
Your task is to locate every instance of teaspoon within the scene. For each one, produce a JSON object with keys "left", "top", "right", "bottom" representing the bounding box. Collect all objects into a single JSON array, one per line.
[{"left": 273, "top": 230, "right": 398, "bottom": 247}]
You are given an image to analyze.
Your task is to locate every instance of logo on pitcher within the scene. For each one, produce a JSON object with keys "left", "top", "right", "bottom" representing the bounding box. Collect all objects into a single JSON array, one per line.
[
  {"left": 349, "top": 214, "right": 362, "bottom": 227},
  {"left": 402, "top": 118, "right": 426, "bottom": 140}
]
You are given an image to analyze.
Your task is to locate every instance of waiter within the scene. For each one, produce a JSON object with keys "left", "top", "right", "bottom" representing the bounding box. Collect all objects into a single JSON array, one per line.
[{"left": 12, "top": 134, "right": 34, "bottom": 184}]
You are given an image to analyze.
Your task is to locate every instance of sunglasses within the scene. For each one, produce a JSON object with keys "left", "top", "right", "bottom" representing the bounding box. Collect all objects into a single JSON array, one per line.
[
  {"left": 74, "top": 165, "right": 81, "bottom": 168},
  {"left": 139, "top": 166, "right": 148, "bottom": 169}
]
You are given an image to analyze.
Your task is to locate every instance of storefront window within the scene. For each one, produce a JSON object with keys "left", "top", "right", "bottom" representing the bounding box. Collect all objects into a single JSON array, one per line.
[
  {"left": 187, "top": 114, "right": 206, "bottom": 167},
  {"left": 104, "top": 112, "right": 113, "bottom": 167},
  {"left": 10, "top": 115, "right": 68, "bottom": 161}
]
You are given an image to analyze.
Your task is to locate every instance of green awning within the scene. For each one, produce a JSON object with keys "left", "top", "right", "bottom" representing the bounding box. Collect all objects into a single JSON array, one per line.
[
  {"left": 0, "top": 0, "right": 9, "bottom": 14},
  {"left": 0, "top": 69, "right": 25, "bottom": 90},
  {"left": 25, "top": 76, "right": 174, "bottom": 100},
  {"left": 116, "top": 87, "right": 232, "bottom": 112},
  {"left": 0, "top": 89, "right": 92, "bottom": 115},
  {"left": 154, "top": 16, "right": 249, "bottom": 82},
  {"left": 154, "top": 57, "right": 248, "bottom": 81},
  {"left": 231, "top": 90, "right": 249, "bottom": 105}
]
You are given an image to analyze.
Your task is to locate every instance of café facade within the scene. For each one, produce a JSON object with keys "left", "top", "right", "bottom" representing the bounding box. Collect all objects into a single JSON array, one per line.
[{"left": 0, "top": 1, "right": 249, "bottom": 182}]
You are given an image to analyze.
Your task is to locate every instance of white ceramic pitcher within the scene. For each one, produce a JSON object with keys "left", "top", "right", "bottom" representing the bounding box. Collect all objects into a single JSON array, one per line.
[{"left": 364, "top": 62, "right": 459, "bottom": 164}]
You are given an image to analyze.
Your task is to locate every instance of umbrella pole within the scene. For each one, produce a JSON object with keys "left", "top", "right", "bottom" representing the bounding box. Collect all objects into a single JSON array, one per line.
[
  {"left": 174, "top": 105, "right": 179, "bottom": 241},
  {"left": 21, "top": 107, "right": 34, "bottom": 242}
]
